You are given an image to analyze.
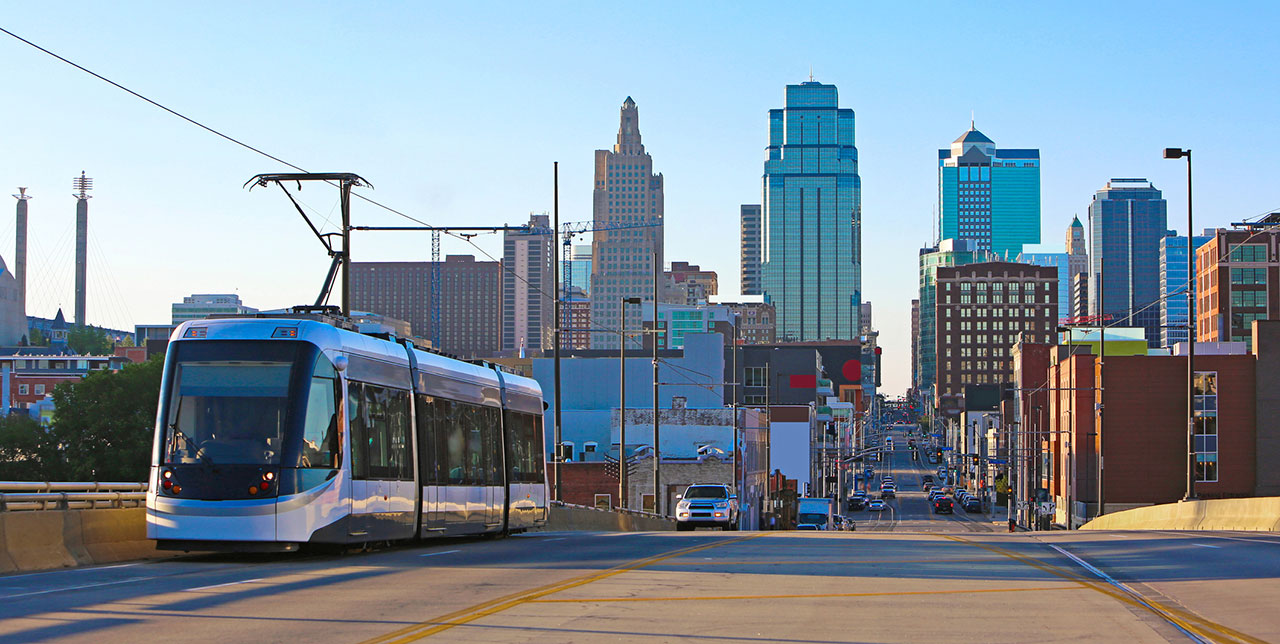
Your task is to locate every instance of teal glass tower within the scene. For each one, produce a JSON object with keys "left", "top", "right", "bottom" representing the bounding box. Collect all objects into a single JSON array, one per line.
[
  {"left": 938, "top": 124, "right": 1040, "bottom": 258},
  {"left": 760, "top": 80, "right": 861, "bottom": 342}
]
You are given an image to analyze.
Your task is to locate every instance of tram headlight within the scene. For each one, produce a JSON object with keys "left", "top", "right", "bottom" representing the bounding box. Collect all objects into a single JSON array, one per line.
[{"left": 263, "top": 471, "right": 275, "bottom": 481}]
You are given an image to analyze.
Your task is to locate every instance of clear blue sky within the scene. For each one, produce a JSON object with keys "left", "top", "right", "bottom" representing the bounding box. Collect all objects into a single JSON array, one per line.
[{"left": 2, "top": 3, "right": 1277, "bottom": 394}]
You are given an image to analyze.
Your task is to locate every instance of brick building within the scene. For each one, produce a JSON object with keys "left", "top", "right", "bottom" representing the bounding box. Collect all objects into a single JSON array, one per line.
[
  {"left": 1195, "top": 225, "right": 1280, "bottom": 350},
  {"left": 934, "top": 261, "right": 1057, "bottom": 397}
]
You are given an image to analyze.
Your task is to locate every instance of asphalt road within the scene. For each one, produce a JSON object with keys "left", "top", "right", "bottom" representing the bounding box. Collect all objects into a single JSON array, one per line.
[{"left": 2, "top": 431, "right": 1278, "bottom": 642}]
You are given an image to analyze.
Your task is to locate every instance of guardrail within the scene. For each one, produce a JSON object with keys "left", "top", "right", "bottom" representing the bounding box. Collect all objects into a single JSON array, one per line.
[
  {"left": 0, "top": 482, "right": 148, "bottom": 511},
  {"left": 550, "top": 500, "right": 668, "bottom": 520}
]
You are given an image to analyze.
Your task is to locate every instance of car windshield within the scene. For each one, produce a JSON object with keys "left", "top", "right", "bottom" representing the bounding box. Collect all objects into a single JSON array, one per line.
[{"left": 684, "top": 486, "right": 728, "bottom": 499}]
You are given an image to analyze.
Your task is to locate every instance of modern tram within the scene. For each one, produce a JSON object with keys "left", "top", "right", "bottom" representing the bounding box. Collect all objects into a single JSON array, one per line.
[{"left": 146, "top": 312, "right": 548, "bottom": 551}]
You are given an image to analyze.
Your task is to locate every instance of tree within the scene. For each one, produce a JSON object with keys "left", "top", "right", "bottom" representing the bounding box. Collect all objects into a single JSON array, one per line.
[
  {"left": 0, "top": 414, "right": 63, "bottom": 481},
  {"left": 67, "top": 325, "right": 114, "bottom": 355},
  {"left": 28, "top": 327, "right": 47, "bottom": 347},
  {"left": 50, "top": 355, "right": 164, "bottom": 481}
]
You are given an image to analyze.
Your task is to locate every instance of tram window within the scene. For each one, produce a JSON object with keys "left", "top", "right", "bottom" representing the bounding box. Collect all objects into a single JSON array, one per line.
[
  {"left": 506, "top": 412, "right": 545, "bottom": 484},
  {"left": 464, "top": 405, "right": 485, "bottom": 485},
  {"left": 386, "top": 389, "right": 411, "bottom": 480},
  {"left": 415, "top": 394, "right": 440, "bottom": 485},
  {"left": 481, "top": 407, "right": 502, "bottom": 485},
  {"left": 300, "top": 375, "right": 337, "bottom": 469},
  {"left": 444, "top": 402, "right": 466, "bottom": 485},
  {"left": 349, "top": 383, "right": 411, "bottom": 480}
]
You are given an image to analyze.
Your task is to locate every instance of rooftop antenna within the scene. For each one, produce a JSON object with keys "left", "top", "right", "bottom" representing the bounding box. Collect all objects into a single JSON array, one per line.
[
  {"left": 72, "top": 171, "right": 93, "bottom": 200},
  {"left": 970, "top": 110, "right": 975, "bottom": 129},
  {"left": 809, "top": 65, "right": 814, "bottom": 82}
]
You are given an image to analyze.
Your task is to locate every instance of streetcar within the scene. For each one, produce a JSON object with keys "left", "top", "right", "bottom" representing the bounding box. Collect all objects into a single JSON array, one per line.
[{"left": 146, "top": 311, "right": 548, "bottom": 551}]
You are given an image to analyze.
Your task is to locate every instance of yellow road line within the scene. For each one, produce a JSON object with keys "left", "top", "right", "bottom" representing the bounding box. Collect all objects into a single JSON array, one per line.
[
  {"left": 530, "top": 585, "right": 1082, "bottom": 603},
  {"left": 649, "top": 556, "right": 1003, "bottom": 566},
  {"left": 943, "top": 535, "right": 1267, "bottom": 644},
  {"left": 357, "top": 533, "right": 765, "bottom": 644}
]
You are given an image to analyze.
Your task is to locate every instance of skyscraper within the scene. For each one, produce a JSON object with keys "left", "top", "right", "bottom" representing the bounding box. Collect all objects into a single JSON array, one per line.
[
  {"left": 590, "top": 97, "right": 665, "bottom": 349},
  {"left": 740, "top": 204, "right": 762, "bottom": 295},
  {"left": 1159, "top": 230, "right": 1213, "bottom": 348},
  {"left": 1067, "top": 215, "right": 1088, "bottom": 278},
  {"left": 938, "top": 124, "right": 1040, "bottom": 258},
  {"left": 760, "top": 80, "right": 861, "bottom": 342},
  {"left": 1088, "top": 178, "right": 1168, "bottom": 346},
  {"left": 503, "top": 213, "right": 555, "bottom": 353}
]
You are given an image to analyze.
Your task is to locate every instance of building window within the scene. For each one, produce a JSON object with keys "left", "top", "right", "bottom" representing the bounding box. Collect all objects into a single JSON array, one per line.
[
  {"left": 745, "top": 366, "right": 768, "bottom": 387},
  {"left": 18, "top": 384, "right": 28, "bottom": 395},
  {"left": 1194, "top": 372, "right": 1218, "bottom": 483},
  {"left": 1227, "top": 244, "right": 1266, "bottom": 263},
  {"left": 33, "top": 384, "right": 44, "bottom": 395},
  {"left": 594, "top": 494, "right": 612, "bottom": 510},
  {"left": 1230, "top": 268, "right": 1266, "bottom": 285}
]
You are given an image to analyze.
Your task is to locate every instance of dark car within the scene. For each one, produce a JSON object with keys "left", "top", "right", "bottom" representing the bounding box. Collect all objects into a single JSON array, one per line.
[
  {"left": 922, "top": 475, "right": 934, "bottom": 484},
  {"left": 933, "top": 498, "right": 954, "bottom": 514},
  {"left": 847, "top": 496, "right": 867, "bottom": 511},
  {"left": 963, "top": 497, "right": 982, "bottom": 513}
]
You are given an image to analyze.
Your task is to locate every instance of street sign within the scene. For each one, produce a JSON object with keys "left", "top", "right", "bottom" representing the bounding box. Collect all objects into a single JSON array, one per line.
[
  {"left": 940, "top": 446, "right": 953, "bottom": 451},
  {"left": 987, "top": 458, "right": 1007, "bottom": 465}
]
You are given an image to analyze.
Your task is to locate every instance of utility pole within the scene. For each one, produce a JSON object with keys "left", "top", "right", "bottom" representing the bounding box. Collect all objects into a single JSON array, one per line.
[
  {"left": 552, "top": 162, "right": 563, "bottom": 502},
  {"left": 652, "top": 251, "right": 661, "bottom": 515},
  {"left": 619, "top": 296, "right": 641, "bottom": 510}
]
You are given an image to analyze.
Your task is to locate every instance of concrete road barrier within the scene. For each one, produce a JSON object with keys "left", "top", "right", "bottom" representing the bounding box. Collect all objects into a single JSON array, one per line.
[
  {"left": 0, "top": 508, "right": 174, "bottom": 573},
  {"left": 1081, "top": 496, "right": 1280, "bottom": 531},
  {"left": 546, "top": 505, "right": 674, "bottom": 532}
]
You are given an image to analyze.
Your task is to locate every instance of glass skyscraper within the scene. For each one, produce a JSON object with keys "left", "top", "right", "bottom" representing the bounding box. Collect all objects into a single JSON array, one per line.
[
  {"left": 760, "top": 81, "right": 861, "bottom": 342},
  {"left": 1159, "top": 231, "right": 1213, "bottom": 348},
  {"left": 1087, "top": 178, "right": 1168, "bottom": 347},
  {"left": 938, "top": 124, "right": 1040, "bottom": 258}
]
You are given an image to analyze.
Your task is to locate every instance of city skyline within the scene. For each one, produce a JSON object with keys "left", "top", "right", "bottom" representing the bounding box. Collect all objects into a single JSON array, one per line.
[{"left": 2, "top": 4, "right": 1278, "bottom": 395}]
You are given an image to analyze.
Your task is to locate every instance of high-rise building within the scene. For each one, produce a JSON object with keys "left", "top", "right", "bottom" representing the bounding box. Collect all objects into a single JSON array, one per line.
[
  {"left": 1017, "top": 251, "right": 1070, "bottom": 321},
  {"left": 568, "top": 244, "right": 592, "bottom": 297},
  {"left": 351, "top": 255, "right": 502, "bottom": 357},
  {"left": 1067, "top": 215, "right": 1088, "bottom": 278},
  {"left": 664, "top": 261, "right": 718, "bottom": 305},
  {"left": 502, "top": 214, "right": 555, "bottom": 353},
  {"left": 171, "top": 294, "right": 258, "bottom": 325},
  {"left": 590, "top": 97, "right": 664, "bottom": 349},
  {"left": 1088, "top": 178, "right": 1168, "bottom": 347},
  {"left": 1160, "top": 231, "right": 1213, "bottom": 347},
  {"left": 740, "top": 204, "right": 762, "bottom": 295},
  {"left": 917, "top": 239, "right": 995, "bottom": 397},
  {"left": 760, "top": 80, "right": 861, "bottom": 342},
  {"left": 562, "top": 286, "right": 591, "bottom": 350},
  {"left": 1195, "top": 224, "right": 1280, "bottom": 350},
  {"left": 938, "top": 124, "right": 1040, "bottom": 258},
  {"left": 934, "top": 262, "right": 1057, "bottom": 396},
  {"left": 1071, "top": 273, "right": 1089, "bottom": 319},
  {"left": 910, "top": 298, "right": 920, "bottom": 394}
]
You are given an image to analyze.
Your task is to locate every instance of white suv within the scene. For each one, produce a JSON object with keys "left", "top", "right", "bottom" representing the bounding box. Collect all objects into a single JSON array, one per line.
[{"left": 675, "top": 484, "right": 738, "bottom": 531}]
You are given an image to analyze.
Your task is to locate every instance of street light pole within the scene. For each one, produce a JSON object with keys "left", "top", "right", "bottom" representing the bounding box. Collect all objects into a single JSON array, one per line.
[{"left": 1165, "top": 147, "right": 1197, "bottom": 502}]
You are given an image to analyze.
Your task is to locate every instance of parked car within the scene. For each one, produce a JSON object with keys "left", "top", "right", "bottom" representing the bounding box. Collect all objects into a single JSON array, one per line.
[
  {"left": 933, "top": 498, "right": 954, "bottom": 514},
  {"left": 963, "top": 497, "right": 982, "bottom": 513}
]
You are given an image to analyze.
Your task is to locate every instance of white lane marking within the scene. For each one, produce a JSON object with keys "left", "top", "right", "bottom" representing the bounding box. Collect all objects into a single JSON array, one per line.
[
  {"left": 0, "top": 575, "right": 160, "bottom": 599},
  {"left": 1049, "top": 544, "right": 1209, "bottom": 644},
  {"left": 542, "top": 537, "right": 568, "bottom": 542},
  {"left": 0, "top": 562, "right": 143, "bottom": 581},
  {"left": 417, "top": 549, "right": 461, "bottom": 558},
  {"left": 1192, "top": 543, "right": 1220, "bottom": 548},
  {"left": 185, "top": 578, "right": 265, "bottom": 592}
]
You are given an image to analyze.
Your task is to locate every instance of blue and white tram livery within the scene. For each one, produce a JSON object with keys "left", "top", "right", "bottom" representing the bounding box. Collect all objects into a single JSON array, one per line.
[{"left": 146, "top": 316, "right": 548, "bottom": 551}]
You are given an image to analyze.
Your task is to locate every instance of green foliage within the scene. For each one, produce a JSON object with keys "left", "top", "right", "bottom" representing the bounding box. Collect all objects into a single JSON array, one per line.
[
  {"left": 50, "top": 355, "right": 164, "bottom": 481},
  {"left": 0, "top": 414, "right": 63, "bottom": 481},
  {"left": 67, "top": 325, "right": 114, "bottom": 355},
  {"left": 28, "top": 327, "right": 47, "bottom": 347}
]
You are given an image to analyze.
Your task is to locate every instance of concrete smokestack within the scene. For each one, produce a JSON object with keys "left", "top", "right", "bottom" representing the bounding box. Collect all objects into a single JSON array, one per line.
[
  {"left": 72, "top": 172, "right": 92, "bottom": 326},
  {"left": 12, "top": 188, "right": 29, "bottom": 319}
]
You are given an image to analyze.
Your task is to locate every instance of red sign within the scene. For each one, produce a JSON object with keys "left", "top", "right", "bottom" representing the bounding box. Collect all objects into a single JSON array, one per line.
[
  {"left": 842, "top": 360, "right": 862, "bottom": 380},
  {"left": 789, "top": 374, "right": 817, "bottom": 389}
]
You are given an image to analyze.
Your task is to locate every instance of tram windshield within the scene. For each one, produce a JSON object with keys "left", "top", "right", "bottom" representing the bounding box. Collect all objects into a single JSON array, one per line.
[{"left": 163, "top": 360, "right": 293, "bottom": 466}]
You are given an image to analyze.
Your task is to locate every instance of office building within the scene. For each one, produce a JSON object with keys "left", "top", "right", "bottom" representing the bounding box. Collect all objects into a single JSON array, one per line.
[
  {"left": 643, "top": 303, "right": 734, "bottom": 350},
  {"left": 725, "top": 300, "right": 776, "bottom": 345},
  {"left": 740, "top": 204, "right": 762, "bottom": 295},
  {"left": 171, "top": 294, "right": 258, "bottom": 325},
  {"left": 934, "top": 262, "right": 1057, "bottom": 397},
  {"left": 502, "top": 214, "right": 555, "bottom": 353},
  {"left": 917, "top": 239, "right": 995, "bottom": 398},
  {"left": 562, "top": 287, "right": 592, "bottom": 350},
  {"left": 568, "top": 244, "right": 592, "bottom": 297},
  {"left": 1087, "top": 178, "right": 1168, "bottom": 347},
  {"left": 664, "top": 261, "right": 718, "bottom": 305},
  {"left": 1195, "top": 224, "right": 1280, "bottom": 350},
  {"left": 590, "top": 97, "right": 665, "bottom": 350},
  {"left": 910, "top": 298, "right": 920, "bottom": 394},
  {"left": 1018, "top": 251, "right": 1070, "bottom": 321},
  {"left": 760, "top": 80, "right": 862, "bottom": 342},
  {"left": 1160, "top": 230, "right": 1213, "bottom": 347},
  {"left": 938, "top": 124, "right": 1041, "bottom": 258},
  {"left": 351, "top": 255, "right": 501, "bottom": 357},
  {"left": 1071, "top": 273, "right": 1089, "bottom": 319}
]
